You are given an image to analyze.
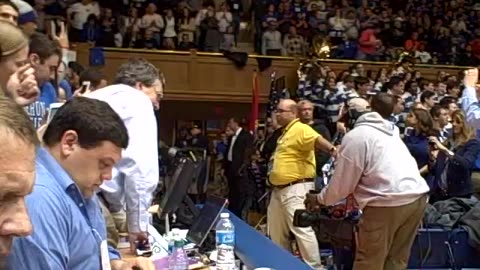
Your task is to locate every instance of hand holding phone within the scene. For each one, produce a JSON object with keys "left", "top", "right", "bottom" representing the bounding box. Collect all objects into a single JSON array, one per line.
[
  {"left": 47, "top": 103, "right": 64, "bottom": 124},
  {"left": 80, "top": 81, "right": 91, "bottom": 94}
]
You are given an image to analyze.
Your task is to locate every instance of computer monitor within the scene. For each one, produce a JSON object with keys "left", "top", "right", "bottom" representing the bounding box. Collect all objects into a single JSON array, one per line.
[
  {"left": 186, "top": 196, "right": 228, "bottom": 247},
  {"left": 158, "top": 157, "right": 196, "bottom": 218}
]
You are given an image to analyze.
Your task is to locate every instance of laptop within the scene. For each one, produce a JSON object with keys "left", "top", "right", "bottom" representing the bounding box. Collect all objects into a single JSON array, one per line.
[{"left": 186, "top": 196, "right": 228, "bottom": 247}]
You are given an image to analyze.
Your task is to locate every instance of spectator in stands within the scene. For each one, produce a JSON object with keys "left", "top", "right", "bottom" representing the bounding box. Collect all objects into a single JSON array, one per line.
[
  {"left": 25, "top": 32, "right": 61, "bottom": 128},
  {"left": 404, "top": 32, "right": 420, "bottom": 52},
  {"left": 11, "top": 0, "right": 37, "bottom": 36},
  {"left": 440, "top": 96, "right": 459, "bottom": 118},
  {"left": 140, "top": 3, "right": 164, "bottom": 49},
  {"left": 0, "top": 20, "right": 39, "bottom": 106},
  {"left": 262, "top": 19, "right": 282, "bottom": 56},
  {"left": 328, "top": 8, "right": 347, "bottom": 45},
  {"left": 428, "top": 110, "right": 480, "bottom": 203},
  {"left": 200, "top": 6, "right": 221, "bottom": 52},
  {"left": 120, "top": 7, "right": 141, "bottom": 48},
  {"left": 430, "top": 105, "right": 451, "bottom": 142},
  {"left": 419, "top": 90, "right": 437, "bottom": 111},
  {"left": 77, "top": 67, "right": 107, "bottom": 93},
  {"left": 67, "top": 0, "right": 100, "bottom": 42},
  {"left": 98, "top": 7, "right": 117, "bottom": 47},
  {"left": 81, "top": 14, "right": 101, "bottom": 45},
  {"left": 66, "top": 61, "right": 84, "bottom": 91},
  {"left": 178, "top": 7, "right": 196, "bottom": 45},
  {"left": 163, "top": 9, "right": 177, "bottom": 49},
  {"left": 178, "top": 33, "right": 196, "bottom": 50},
  {"left": 0, "top": 0, "right": 18, "bottom": 25},
  {"left": 216, "top": 2, "right": 232, "bottom": 36},
  {"left": 220, "top": 25, "right": 235, "bottom": 51},
  {"left": 404, "top": 108, "right": 437, "bottom": 171},
  {"left": 57, "top": 61, "right": 71, "bottom": 101},
  {"left": 282, "top": 26, "right": 306, "bottom": 57},
  {"left": 446, "top": 81, "right": 461, "bottom": 99}
]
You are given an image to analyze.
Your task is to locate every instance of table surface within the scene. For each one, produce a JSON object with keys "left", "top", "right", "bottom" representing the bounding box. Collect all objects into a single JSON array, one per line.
[{"left": 119, "top": 248, "right": 212, "bottom": 270}]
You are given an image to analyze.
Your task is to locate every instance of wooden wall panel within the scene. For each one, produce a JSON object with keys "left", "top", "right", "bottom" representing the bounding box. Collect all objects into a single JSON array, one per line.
[{"left": 75, "top": 46, "right": 469, "bottom": 104}]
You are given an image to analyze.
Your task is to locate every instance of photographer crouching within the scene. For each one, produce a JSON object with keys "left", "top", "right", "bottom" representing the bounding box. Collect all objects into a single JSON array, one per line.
[
  {"left": 268, "top": 99, "right": 337, "bottom": 269},
  {"left": 305, "top": 94, "right": 430, "bottom": 270}
]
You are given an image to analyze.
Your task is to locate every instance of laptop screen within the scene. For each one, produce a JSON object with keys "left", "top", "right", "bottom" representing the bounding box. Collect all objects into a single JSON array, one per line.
[{"left": 186, "top": 196, "right": 227, "bottom": 247}]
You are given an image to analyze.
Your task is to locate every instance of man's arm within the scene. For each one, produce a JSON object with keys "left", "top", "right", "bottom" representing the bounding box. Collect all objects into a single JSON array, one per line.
[
  {"left": 461, "top": 68, "right": 480, "bottom": 128},
  {"left": 314, "top": 134, "right": 335, "bottom": 153},
  {"left": 317, "top": 136, "right": 364, "bottom": 205},
  {"left": 120, "top": 102, "right": 159, "bottom": 234},
  {"left": 461, "top": 86, "right": 480, "bottom": 129},
  {"left": 7, "top": 188, "right": 69, "bottom": 269}
]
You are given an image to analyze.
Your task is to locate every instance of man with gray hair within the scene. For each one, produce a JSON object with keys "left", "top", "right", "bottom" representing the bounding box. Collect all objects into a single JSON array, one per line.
[{"left": 86, "top": 58, "right": 164, "bottom": 250}]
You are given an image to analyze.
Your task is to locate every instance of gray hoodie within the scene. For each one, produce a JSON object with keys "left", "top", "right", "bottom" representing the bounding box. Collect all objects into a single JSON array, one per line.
[{"left": 318, "top": 112, "right": 430, "bottom": 208}]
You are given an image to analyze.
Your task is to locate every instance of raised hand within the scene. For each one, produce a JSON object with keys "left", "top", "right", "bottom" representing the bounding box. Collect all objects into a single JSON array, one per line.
[
  {"left": 52, "top": 21, "right": 69, "bottom": 49},
  {"left": 6, "top": 64, "right": 39, "bottom": 106}
]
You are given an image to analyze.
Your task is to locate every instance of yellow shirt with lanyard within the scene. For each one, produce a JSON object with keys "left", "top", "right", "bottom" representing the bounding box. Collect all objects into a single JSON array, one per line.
[{"left": 269, "top": 119, "right": 321, "bottom": 185}]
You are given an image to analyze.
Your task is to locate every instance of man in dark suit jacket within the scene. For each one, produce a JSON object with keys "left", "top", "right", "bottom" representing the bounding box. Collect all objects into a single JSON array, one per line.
[{"left": 225, "top": 117, "right": 254, "bottom": 218}]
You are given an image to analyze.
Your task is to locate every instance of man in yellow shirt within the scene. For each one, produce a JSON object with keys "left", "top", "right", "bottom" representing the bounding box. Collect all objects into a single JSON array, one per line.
[{"left": 268, "top": 99, "right": 336, "bottom": 269}]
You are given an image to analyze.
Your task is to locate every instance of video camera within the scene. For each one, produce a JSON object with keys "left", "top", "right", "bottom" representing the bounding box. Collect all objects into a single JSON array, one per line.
[{"left": 292, "top": 140, "right": 361, "bottom": 248}]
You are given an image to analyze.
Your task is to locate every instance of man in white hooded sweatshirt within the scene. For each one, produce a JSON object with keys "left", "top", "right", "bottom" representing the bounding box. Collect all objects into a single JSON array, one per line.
[{"left": 306, "top": 95, "right": 429, "bottom": 270}]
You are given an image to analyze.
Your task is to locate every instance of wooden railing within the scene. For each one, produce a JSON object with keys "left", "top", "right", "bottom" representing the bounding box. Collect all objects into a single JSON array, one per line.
[{"left": 75, "top": 45, "right": 470, "bottom": 103}]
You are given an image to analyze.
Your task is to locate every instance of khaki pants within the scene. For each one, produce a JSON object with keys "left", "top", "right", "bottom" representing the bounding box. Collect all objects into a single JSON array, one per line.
[
  {"left": 267, "top": 182, "right": 322, "bottom": 269},
  {"left": 99, "top": 197, "right": 127, "bottom": 248},
  {"left": 354, "top": 195, "right": 427, "bottom": 270}
]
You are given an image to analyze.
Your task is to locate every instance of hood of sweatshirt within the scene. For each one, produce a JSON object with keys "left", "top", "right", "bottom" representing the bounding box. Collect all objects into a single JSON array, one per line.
[{"left": 354, "top": 112, "right": 397, "bottom": 136}]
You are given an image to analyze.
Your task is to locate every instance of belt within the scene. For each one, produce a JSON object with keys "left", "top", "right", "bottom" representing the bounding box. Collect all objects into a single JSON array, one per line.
[{"left": 272, "top": 178, "right": 314, "bottom": 189}]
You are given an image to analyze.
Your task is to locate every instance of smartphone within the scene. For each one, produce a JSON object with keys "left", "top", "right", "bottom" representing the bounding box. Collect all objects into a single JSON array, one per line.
[
  {"left": 47, "top": 103, "right": 64, "bottom": 123},
  {"left": 80, "top": 81, "right": 91, "bottom": 94},
  {"left": 404, "top": 127, "right": 414, "bottom": 137}
]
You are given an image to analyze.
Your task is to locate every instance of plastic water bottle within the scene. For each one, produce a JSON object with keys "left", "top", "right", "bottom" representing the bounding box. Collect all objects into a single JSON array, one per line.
[
  {"left": 215, "top": 212, "right": 235, "bottom": 270},
  {"left": 168, "top": 228, "right": 180, "bottom": 254},
  {"left": 169, "top": 235, "right": 188, "bottom": 270}
]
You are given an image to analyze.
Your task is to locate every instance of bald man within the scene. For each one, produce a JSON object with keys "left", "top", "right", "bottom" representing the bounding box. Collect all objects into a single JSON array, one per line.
[{"left": 268, "top": 99, "right": 335, "bottom": 269}]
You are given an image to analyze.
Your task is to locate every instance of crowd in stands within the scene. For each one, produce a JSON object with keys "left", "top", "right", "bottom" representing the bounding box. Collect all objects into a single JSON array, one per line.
[{"left": 21, "top": 0, "right": 480, "bottom": 65}]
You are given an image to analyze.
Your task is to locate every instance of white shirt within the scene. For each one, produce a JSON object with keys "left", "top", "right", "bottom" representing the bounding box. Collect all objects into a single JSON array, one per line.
[
  {"left": 87, "top": 84, "right": 159, "bottom": 232},
  {"left": 141, "top": 13, "right": 164, "bottom": 32},
  {"left": 216, "top": 11, "right": 233, "bottom": 33},
  {"left": 227, "top": 127, "right": 242, "bottom": 162},
  {"left": 163, "top": 16, "right": 176, "bottom": 37},
  {"left": 67, "top": 2, "right": 100, "bottom": 30}
]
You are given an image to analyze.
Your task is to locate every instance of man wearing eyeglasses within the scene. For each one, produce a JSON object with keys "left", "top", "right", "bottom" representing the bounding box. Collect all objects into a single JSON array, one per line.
[
  {"left": 86, "top": 58, "right": 163, "bottom": 252},
  {"left": 268, "top": 99, "right": 336, "bottom": 269}
]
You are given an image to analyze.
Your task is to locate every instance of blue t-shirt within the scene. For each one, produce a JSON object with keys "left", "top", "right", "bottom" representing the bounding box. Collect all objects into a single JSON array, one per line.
[
  {"left": 25, "top": 82, "right": 57, "bottom": 128},
  {"left": 59, "top": 79, "right": 73, "bottom": 100}
]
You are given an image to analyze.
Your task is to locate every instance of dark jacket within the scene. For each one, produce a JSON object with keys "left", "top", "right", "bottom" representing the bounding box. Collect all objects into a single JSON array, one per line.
[
  {"left": 227, "top": 128, "right": 254, "bottom": 177},
  {"left": 404, "top": 133, "right": 430, "bottom": 169},
  {"left": 428, "top": 138, "right": 480, "bottom": 198},
  {"left": 310, "top": 119, "right": 332, "bottom": 174}
]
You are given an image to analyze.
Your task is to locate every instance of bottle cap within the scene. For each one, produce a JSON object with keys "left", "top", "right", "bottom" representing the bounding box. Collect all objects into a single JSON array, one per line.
[{"left": 220, "top": 212, "right": 229, "bottom": 218}]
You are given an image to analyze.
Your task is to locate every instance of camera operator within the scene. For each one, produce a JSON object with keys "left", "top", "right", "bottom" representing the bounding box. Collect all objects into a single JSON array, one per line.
[
  {"left": 305, "top": 95, "right": 429, "bottom": 270},
  {"left": 268, "top": 99, "right": 336, "bottom": 269}
]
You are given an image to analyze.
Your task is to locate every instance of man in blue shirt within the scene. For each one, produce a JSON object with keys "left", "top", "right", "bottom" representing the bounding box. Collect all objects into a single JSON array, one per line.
[
  {"left": 24, "top": 32, "right": 61, "bottom": 128},
  {"left": 6, "top": 97, "right": 154, "bottom": 270}
]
